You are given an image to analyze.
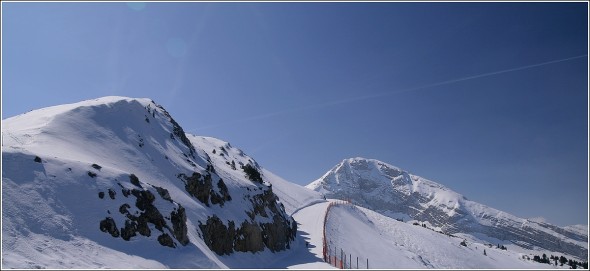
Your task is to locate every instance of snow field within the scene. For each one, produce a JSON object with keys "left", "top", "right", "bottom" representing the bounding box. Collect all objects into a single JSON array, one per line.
[{"left": 322, "top": 202, "right": 567, "bottom": 269}]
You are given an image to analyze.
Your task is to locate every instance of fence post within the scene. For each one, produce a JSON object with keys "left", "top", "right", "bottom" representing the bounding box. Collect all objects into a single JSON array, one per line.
[
  {"left": 367, "top": 258, "right": 369, "bottom": 269},
  {"left": 356, "top": 257, "right": 358, "bottom": 269}
]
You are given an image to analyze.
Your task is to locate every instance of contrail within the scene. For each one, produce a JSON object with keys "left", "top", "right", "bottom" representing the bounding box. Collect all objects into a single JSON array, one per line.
[{"left": 192, "top": 54, "right": 587, "bottom": 131}]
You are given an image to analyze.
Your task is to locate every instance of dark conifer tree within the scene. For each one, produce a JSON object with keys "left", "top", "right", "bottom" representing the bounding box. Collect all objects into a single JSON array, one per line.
[{"left": 560, "top": 256, "right": 567, "bottom": 266}]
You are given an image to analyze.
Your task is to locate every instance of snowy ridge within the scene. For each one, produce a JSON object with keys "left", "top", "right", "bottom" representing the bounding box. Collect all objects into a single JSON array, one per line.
[
  {"left": 308, "top": 157, "right": 588, "bottom": 260},
  {"left": 1, "top": 96, "right": 311, "bottom": 268},
  {"left": 187, "top": 135, "right": 324, "bottom": 216}
]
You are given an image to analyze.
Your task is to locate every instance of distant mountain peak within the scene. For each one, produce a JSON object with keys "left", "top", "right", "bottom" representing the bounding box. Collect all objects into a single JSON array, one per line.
[{"left": 308, "top": 157, "right": 588, "bottom": 259}]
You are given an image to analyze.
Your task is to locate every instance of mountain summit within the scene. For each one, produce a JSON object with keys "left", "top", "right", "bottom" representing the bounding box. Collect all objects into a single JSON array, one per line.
[
  {"left": 2, "top": 96, "right": 312, "bottom": 268},
  {"left": 307, "top": 157, "right": 588, "bottom": 259}
]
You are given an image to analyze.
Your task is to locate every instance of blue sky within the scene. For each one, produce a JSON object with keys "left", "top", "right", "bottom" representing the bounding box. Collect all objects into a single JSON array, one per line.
[{"left": 2, "top": 2, "right": 588, "bottom": 226}]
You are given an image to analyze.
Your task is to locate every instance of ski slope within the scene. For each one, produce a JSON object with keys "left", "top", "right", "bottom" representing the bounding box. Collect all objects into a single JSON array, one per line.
[{"left": 322, "top": 202, "right": 568, "bottom": 269}]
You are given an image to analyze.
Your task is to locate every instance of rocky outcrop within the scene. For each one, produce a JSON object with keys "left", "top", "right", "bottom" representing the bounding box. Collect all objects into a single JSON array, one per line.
[
  {"left": 179, "top": 172, "right": 231, "bottom": 207},
  {"left": 99, "top": 217, "right": 119, "bottom": 238},
  {"left": 198, "top": 185, "right": 296, "bottom": 255},
  {"left": 210, "top": 179, "right": 231, "bottom": 205},
  {"left": 129, "top": 174, "right": 142, "bottom": 188},
  {"left": 234, "top": 220, "right": 264, "bottom": 253},
  {"left": 261, "top": 215, "right": 297, "bottom": 252},
  {"left": 155, "top": 103, "right": 196, "bottom": 158},
  {"left": 199, "top": 215, "right": 236, "bottom": 255},
  {"left": 120, "top": 219, "right": 138, "bottom": 241},
  {"left": 100, "top": 183, "right": 190, "bottom": 249},
  {"left": 157, "top": 233, "right": 176, "bottom": 248},
  {"left": 154, "top": 186, "right": 172, "bottom": 202},
  {"left": 170, "top": 205, "right": 189, "bottom": 246},
  {"left": 243, "top": 164, "right": 263, "bottom": 184}
]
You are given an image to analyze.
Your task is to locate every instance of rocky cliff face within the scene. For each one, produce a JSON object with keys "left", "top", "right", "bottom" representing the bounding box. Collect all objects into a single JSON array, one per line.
[
  {"left": 198, "top": 184, "right": 297, "bottom": 255},
  {"left": 308, "top": 157, "right": 588, "bottom": 259},
  {"left": 187, "top": 135, "right": 298, "bottom": 255}
]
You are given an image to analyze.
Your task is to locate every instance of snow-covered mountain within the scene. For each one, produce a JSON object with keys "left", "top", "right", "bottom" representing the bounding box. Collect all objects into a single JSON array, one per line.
[
  {"left": 2, "top": 97, "right": 586, "bottom": 269},
  {"left": 1, "top": 96, "right": 323, "bottom": 268},
  {"left": 307, "top": 157, "right": 588, "bottom": 260}
]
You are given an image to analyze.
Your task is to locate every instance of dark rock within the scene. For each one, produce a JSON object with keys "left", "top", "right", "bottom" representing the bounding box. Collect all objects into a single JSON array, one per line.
[
  {"left": 206, "top": 164, "right": 216, "bottom": 173},
  {"left": 98, "top": 192, "right": 105, "bottom": 199},
  {"left": 181, "top": 172, "right": 211, "bottom": 206},
  {"left": 121, "top": 188, "right": 130, "bottom": 197},
  {"left": 198, "top": 215, "right": 235, "bottom": 255},
  {"left": 156, "top": 104, "right": 196, "bottom": 158},
  {"left": 99, "top": 217, "right": 120, "bottom": 238},
  {"left": 217, "top": 179, "right": 231, "bottom": 202},
  {"left": 154, "top": 186, "right": 172, "bottom": 202},
  {"left": 157, "top": 233, "right": 176, "bottom": 248},
  {"left": 248, "top": 187, "right": 280, "bottom": 218},
  {"left": 129, "top": 174, "right": 142, "bottom": 188},
  {"left": 241, "top": 187, "right": 297, "bottom": 253},
  {"left": 180, "top": 172, "right": 232, "bottom": 207},
  {"left": 130, "top": 189, "right": 167, "bottom": 231},
  {"left": 234, "top": 220, "right": 264, "bottom": 253},
  {"left": 34, "top": 156, "right": 42, "bottom": 163},
  {"left": 119, "top": 203, "right": 131, "bottom": 214},
  {"left": 243, "top": 164, "right": 263, "bottom": 183},
  {"left": 91, "top": 163, "right": 102, "bottom": 170},
  {"left": 136, "top": 215, "right": 151, "bottom": 237},
  {"left": 131, "top": 189, "right": 155, "bottom": 211},
  {"left": 88, "top": 171, "right": 97, "bottom": 178},
  {"left": 170, "top": 205, "right": 189, "bottom": 246},
  {"left": 108, "top": 188, "right": 116, "bottom": 199},
  {"left": 261, "top": 215, "right": 296, "bottom": 252},
  {"left": 120, "top": 219, "right": 138, "bottom": 241},
  {"left": 198, "top": 187, "right": 296, "bottom": 255}
]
